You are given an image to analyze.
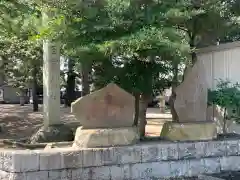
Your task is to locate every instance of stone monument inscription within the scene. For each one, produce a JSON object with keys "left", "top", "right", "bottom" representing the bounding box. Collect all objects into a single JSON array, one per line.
[{"left": 71, "top": 83, "right": 135, "bottom": 129}]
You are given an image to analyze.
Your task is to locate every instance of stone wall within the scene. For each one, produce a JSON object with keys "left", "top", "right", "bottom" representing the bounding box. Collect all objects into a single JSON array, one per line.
[{"left": 1, "top": 139, "right": 240, "bottom": 180}]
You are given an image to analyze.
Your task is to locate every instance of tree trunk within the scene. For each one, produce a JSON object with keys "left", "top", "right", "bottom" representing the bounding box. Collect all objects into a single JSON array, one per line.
[
  {"left": 169, "top": 61, "right": 179, "bottom": 122},
  {"left": 138, "top": 94, "right": 149, "bottom": 139},
  {"left": 133, "top": 92, "right": 140, "bottom": 126},
  {"left": 65, "top": 59, "right": 76, "bottom": 106},
  {"left": 32, "top": 65, "right": 39, "bottom": 112},
  {"left": 189, "top": 34, "right": 197, "bottom": 65},
  {"left": 19, "top": 89, "right": 25, "bottom": 106},
  {"left": 223, "top": 107, "right": 227, "bottom": 134},
  {"left": 0, "top": 56, "right": 6, "bottom": 85},
  {"left": 81, "top": 62, "right": 91, "bottom": 96}
]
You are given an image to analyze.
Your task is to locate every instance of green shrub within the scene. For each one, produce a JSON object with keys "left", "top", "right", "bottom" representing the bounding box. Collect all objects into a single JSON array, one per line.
[{"left": 208, "top": 79, "right": 240, "bottom": 133}]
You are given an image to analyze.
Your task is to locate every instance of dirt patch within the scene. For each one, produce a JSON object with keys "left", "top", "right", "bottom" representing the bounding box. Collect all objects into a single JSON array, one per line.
[{"left": 0, "top": 104, "right": 77, "bottom": 140}]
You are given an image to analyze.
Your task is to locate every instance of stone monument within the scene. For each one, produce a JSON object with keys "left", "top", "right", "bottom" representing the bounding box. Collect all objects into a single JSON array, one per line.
[
  {"left": 29, "top": 10, "right": 73, "bottom": 143},
  {"left": 71, "top": 83, "right": 139, "bottom": 148},
  {"left": 160, "top": 59, "right": 217, "bottom": 141},
  {"left": 174, "top": 59, "right": 209, "bottom": 122}
]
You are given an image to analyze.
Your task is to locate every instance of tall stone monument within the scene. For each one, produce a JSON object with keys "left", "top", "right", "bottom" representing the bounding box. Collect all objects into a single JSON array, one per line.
[
  {"left": 174, "top": 59, "right": 209, "bottom": 122},
  {"left": 29, "top": 10, "right": 73, "bottom": 143},
  {"left": 160, "top": 59, "right": 217, "bottom": 141},
  {"left": 42, "top": 41, "right": 61, "bottom": 127},
  {"left": 72, "top": 83, "right": 139, "bottom": 148}
]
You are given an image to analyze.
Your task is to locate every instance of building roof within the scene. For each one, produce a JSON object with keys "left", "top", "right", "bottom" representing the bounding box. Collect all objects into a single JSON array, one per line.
[{"left": 197, "top": 41, "right": 240, "bottom": 55}]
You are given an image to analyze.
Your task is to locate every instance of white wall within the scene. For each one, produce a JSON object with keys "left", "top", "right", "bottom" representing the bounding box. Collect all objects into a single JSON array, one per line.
[{"left": 197, "top": 41, "right": 240, "bottom": 89}]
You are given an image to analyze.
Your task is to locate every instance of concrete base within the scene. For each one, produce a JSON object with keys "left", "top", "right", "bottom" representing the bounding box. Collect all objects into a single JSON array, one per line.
[
  {"left": 160, "top": 121, "right": 217, "bottom": 141},
  {"left": 73, "top": 126, "right": 139, "bottom": 148}
]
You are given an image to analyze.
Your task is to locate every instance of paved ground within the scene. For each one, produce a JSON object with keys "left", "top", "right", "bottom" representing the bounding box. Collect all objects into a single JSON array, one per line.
[{"left": 0, "top": 104, "right": 172, "bottom": 140}]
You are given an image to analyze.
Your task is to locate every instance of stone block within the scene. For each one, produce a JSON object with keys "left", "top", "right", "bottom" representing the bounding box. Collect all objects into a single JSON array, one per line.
[
  {"left": 71, "top": 83, "right": 135, "bottom": 129},
  {"left": 225, "top": 140, "right": 239, "bottom": 156},
  {"left": 188, "top": 159, "right": 205, "bottom": 177},
  {"left": 8, "top": 172, "right": 24, "bottom": 180},
  {"left": 220, "top": 156, "right": 240, "bottom": 171},
  {"left": 25, "top": 171, "right": 49, "bottom": 180},
  {"left": 8, "top": 171, "right": 48, "bottom": 180},
  {"left": 101, "top": 148, "right": 120, "bottom": 166},
  {"left": 82, "top": 148, "right": 103, "bottom": 167},
  {"left": 205, "top": 141, "right": 226, "bottom": 157},
  {"left": 130, "top": 162, "right": 171, "bottom": 179},
  {"left": 39, "top": 150, "right": 63, "bottom": 170},
  {"left": 61, "top": 149, "right": 83, "bottom": 169},
  {"left": 169, "top": 160, "right": 189, "bottom": 177},
  {"left": 194, "top": 141, "right": 208, "bottom": 158},
  {"left": 73, "top": 127, "right": 139, "bottom": 148},
  {"left": 141, "top": 144, "right": 161, "bottom": 163},
  {"left": 204, "top": 158, "right": 221, "bottom": 174},
  {"left": 114, "top": 145, "right": 142, "bottom": 164},
  {"left": 48, "top": 170, "right": 72, "bottom": 180},
  {"left": 0, "top": 152, "right": 4, "bottom": 170},
  {"left": 72, "top": 169, "right": 82, "bottom": 180},
  {"left": 178, "top": 142, "right": 197, "bottom": 159},
  {"left": 158, "top": 143, "right": 178, "bottom": 160},
  {"left": 110, "top": 165, "right": 131, "bottom": 180},
  {"left": 82, "top": 166, "right": 111, "bottom": 180},
  {"left": 160, "top": 121, "right": 217, "bottom": 141},
  {"left": 2, "top": 150, "right": 39, "bottom": 173}
]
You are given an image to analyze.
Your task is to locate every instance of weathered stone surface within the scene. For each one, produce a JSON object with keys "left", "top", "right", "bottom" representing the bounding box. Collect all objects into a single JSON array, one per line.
[
  {"left": 71, "top": 83, "right": 135, "bottom": 128},
  {"left": 73, "top": 126, "right": 139, "bottom": 148},
  {"left": 2, "top": 139, "right": 240, "bottom": 180},
  {"left": 158, "top": 143, "right": 178, "bottom": 160},
  {"left": 160, "top": 122, "right": 217, "bottom": 141},
  {"left": 175, "top": 59, "right": 209, "bottom": 122},
  {"left": 25, "top": 171, "right": 49, "bottom": 180},
  {"left": 114, "top": 145, "right": 142, "bottom": 164},
  {"left": 43, "top": 41, "right": 61, "bottom": 127},
  {"left": 82, "top": 148, "right": 103, "bottom": 167},
  {"left": 82, "top": 166, "right": 111, "bottom": 180},
  {"left": 204, "top": 158, "right": 221, "bottom": 174},
  {"left": 169, "top": 160, "right": 189, "bottom": 177},
  {"left": 188, "top": 159, "right": 205, "bottom": 177},
  {"left": 2, "top": 150, "right": 39, "bottom": 173},
  {"left": 141, "top": 144, "right": 161, "bottom": 163},
  {"left": 48, "top": 169, "right": 72, "bottom": 180},
  {"left": 110, "top": 165, "right": 131, "bottom": 180},
  {"left": 29, "top": 124, "right": 74, "bottom": 144},
  {"left": 178, "top": 142, "right": 197, "bottom": 159},
  {"left": 205, "top": 141, "right": 226, "bottom": 157},
  {"left": 39, "top": 151, "right": 63, "bottom": 170},
  {"left": 220, "top": 156, "right": 240, "bottom": 171},
  {"left": 160, "top": 121, "right": 217, "bottom": 141},
  {"left": 130, "top": 161, "right": 171, "bottom": 179},
  {"left": 225, "top": 140, "right": 239, "bottom": 156},
  {"left": 61, "top": 149, "right": 83, "bottom": 169}
]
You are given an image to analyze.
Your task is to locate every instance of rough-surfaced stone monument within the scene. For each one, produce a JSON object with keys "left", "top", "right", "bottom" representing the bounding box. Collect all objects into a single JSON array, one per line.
[
  {"left": 72, "top": 83, "right": 139, "bottom": 148},
  {"left": 175, "top": 59, "right": 209, "bottom": 122},
  {"left": 161, "top": 59, "right": 217, "bottom": 141}
]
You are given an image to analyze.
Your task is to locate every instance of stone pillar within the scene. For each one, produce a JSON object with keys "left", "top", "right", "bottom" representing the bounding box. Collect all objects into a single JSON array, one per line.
[
  {"left": 29, "top": 10, "right": 74, "bottom": 144},
  {"left": 159, "top": 95, "right": 165, "bottom": 113},
  {"left": 43, "top": 41, "right": 60, "bottom": 127}
]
